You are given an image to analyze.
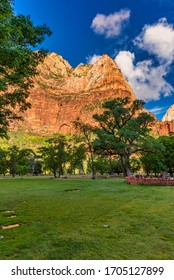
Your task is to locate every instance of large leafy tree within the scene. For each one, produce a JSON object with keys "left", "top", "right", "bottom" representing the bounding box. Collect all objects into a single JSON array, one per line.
[
  {"left": 93, "top": 97, "right": 155, "bottom": 177},
  {"left": 140, "top": 135, "right": 174, "bottom": 177},
  {"left": 0, "top": 0, "right": 52, "bottom": 137}
]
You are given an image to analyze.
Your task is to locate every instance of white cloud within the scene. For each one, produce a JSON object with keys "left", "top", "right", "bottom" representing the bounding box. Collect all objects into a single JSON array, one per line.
[
  {"left": 148, "top": 106, "right": 167, "bottom": 115},
  {"left": 86, "top": 54, "right": 101, "bottom": 64},
  {"left": 115, "top": 51, "right": 173, "bottom": 101},
  {"left": 134, "top": 18, "right": 174, "bottom": 63},
  {"left": 91, "top": 9, "right": 130, "bottom": 38},
  {"left": 115, "top": 51, "right": 135, "bottom": 76}
]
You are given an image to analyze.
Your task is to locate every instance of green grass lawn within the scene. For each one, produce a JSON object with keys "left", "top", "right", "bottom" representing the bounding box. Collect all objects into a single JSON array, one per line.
[{"left": 0, "top": 177, "right": 174, "bottom": 260}]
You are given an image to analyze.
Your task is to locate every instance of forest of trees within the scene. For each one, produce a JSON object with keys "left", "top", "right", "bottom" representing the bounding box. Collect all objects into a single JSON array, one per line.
[{"left": 0, "top": 97, "right": 173, "bottom": 178}]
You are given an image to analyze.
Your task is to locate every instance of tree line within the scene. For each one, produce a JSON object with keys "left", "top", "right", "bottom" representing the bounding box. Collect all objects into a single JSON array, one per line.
[{"left": 0, "top": 97, "right": 173, "bottom": 178}]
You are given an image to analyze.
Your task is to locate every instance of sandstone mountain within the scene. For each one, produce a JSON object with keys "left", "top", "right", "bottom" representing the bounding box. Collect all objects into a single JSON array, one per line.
[
  {"left": 162, "top": 104, "right": 174, "bottom": 122},
  {"left": 11, "top": 52, "right": 174, "bottom": 135}
]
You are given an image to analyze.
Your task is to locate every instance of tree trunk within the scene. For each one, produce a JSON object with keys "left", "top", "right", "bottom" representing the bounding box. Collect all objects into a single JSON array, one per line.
[
  {"left": 53, "top": 169, "right": 57, "bottom": 178},
  {"left": 125, "top": 164, "right": 132, "bottom": 177},
  {"left": 92, "top": 170, "right": 96, "bottom": 179},
  {"left": 11, "top": 168, "right": 15, "bottom": 177},
  {"left": 91, "top": 156, "right": 96, "bottom": 179},
  {"left": 169, "top": 168, "right": 173, "bottom": 177},
  {"left": 120, "top": 156, "right": 132, "bottom": 177}
]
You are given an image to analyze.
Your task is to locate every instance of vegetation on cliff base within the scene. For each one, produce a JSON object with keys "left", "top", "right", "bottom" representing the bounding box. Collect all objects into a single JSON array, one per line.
[
  {"left": 0, "top": 96, "right": 173, "bottom": 178},
  {"left": 0, "top": 0, "right": 52, "bottom": 138}
]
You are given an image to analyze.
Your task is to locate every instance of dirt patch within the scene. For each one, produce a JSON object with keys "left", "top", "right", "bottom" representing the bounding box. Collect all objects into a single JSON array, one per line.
[
  {"left": 65, "top": 189, "right": 80, "bottom": 192},
  {"left": 3, "top": 210, "right": 15, "bottom": 214},
  {"left": 7, "top": 215, "right": 17, "bottom": 219},
  {"left": 2, "top": 224, "right": 19, "bottom": 230}
]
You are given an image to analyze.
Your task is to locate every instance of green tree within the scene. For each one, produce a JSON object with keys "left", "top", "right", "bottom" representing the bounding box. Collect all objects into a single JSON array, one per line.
[
  {"left": 28, "top": 157, "right": 42, "bottom": 175},
  {"left": 68, "top": 143, "right": 86, "bottom": 175},
  {"left": 39, "top": 135, "right": 68, "bottom": 178},
  {"left": 93, "top": 97, "right": 155, "bottom": 177},
  {"left": 91, "top": 156, "right": 122, "bottom": 176},
  {"left": 7, "top": 145, "right": 34, "bottom": 177},
  {"left": 92, "top": 157, "right": 110, "bottom": 175},
  {"left": 0, "top": 148, "right": 8, "bottom": 175},
  {"left": 159, "top": 134, "right": 174, "bottom": 176},
  {"left": 73, "top": 119, "right": 96, "bottom": 179},
  {"left": 130, "top": 157, "right": 141, "bottom": 174},
  {"left": 140, "top": 153, "right": 167, "bottom": 177},
  {"left": 0, "top": 0, "right": 51, "bottom": 137},
  {"left": 108, "top": 158, "right": 122, "bottom": 174}
]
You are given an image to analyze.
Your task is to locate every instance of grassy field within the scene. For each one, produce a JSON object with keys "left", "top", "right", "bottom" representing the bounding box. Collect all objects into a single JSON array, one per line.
[{"left": 0, "top": 177, "right": 174, "bottom": 260}]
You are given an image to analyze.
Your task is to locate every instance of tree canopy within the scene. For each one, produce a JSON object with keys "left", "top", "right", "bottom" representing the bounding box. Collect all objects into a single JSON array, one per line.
[
  {"left": 0, "top": 0, "right": 52, "bottom": 137},
  {"left": 93, "top": 97, "right": 155, "bottom": 177},
  {"left": 39, "top": 135, "right": 69, "bottom": 178},
  {"left": 159, "top": 134, "right": 174, "bottom": 176}
]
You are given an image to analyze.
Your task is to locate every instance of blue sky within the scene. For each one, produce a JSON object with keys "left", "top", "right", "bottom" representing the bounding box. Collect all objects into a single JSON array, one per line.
[{"left": 14, "top": 0, "right": 174, "bottom": 120}]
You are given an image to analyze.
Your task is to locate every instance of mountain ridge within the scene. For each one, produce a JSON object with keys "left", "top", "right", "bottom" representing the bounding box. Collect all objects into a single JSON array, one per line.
[{"left": 10, "top": 52, "right": 174, "bottom": 135}]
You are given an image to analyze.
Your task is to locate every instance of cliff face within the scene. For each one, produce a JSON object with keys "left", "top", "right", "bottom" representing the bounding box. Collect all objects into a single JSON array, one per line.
[
  {"left": 153, "top": 120, "right": 174, "bottom": 135},
  {"left": 11, "top": 52, "right": 174, "bottom": 135},
  {"left": 11, "top": 53, "right": 136, "bottom": 134},
  {"left": 162, "top": 105, "right": 174, "bottom": 122},
  {"left": 155, "top": 104, "right": 174, "bottom": 135}
]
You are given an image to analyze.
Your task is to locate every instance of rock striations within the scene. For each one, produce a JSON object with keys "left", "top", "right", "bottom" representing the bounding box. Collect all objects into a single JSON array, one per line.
[{"left": 11, "top": 52, "right": 174, "bottom": 135}]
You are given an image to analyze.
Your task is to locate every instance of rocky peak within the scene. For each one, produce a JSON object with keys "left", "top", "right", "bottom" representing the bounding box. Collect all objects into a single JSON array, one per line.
[
  {"left": 72, "top": 63, "right": 92, "bottom": 77},
  {"left": 93, "top": 54, "right": 117, "bottom": 67},
  {"left": 36, "top": 52, "right": 72, "bottom": 85},
  {"left": 162, "top": 104, "right": 174, "bottom": 122},
  {"left": 34, "top": 52, "right": 136, "bottom": 97},
  {"left": 85, "top": 54, "right": 136, "bottom": 96},
  {"left": 11, "top": 52, "right": 173, "bottom": 135},
  {"left": 39, "top": 52, "right": 72, "bottom": 73}
]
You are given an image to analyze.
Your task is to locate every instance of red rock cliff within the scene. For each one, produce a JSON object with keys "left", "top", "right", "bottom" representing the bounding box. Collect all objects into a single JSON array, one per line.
[{"left": 11, "top": 53, "right": 174, "bottom": 135}]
